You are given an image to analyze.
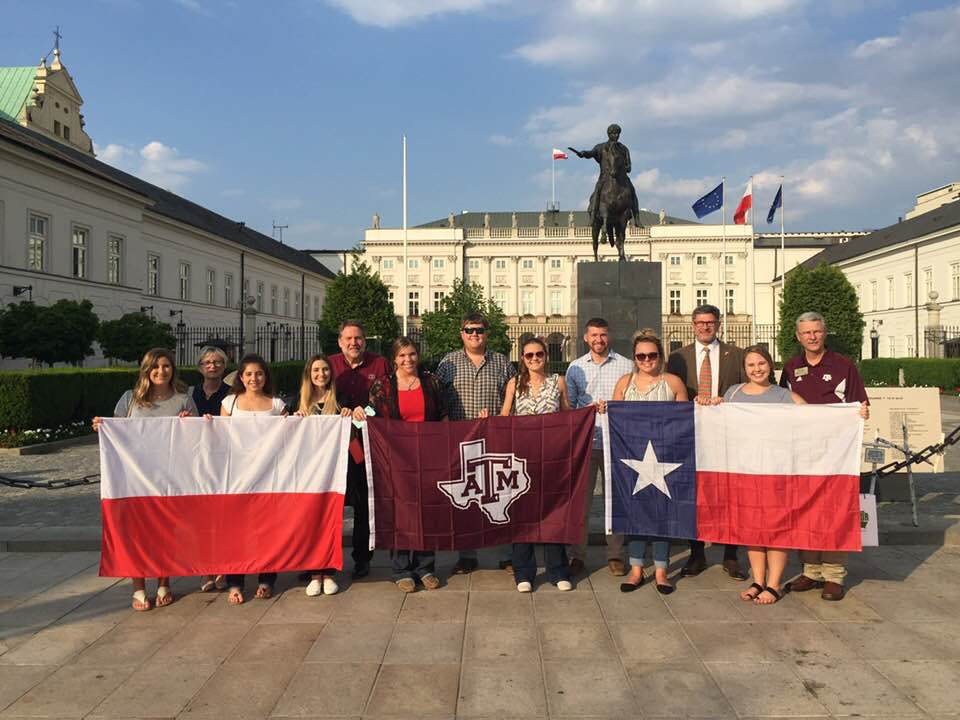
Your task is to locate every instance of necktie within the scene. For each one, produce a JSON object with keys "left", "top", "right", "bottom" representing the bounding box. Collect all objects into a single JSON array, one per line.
[{"left": 698, "top": 347, "right": 712, "bottom": 398}]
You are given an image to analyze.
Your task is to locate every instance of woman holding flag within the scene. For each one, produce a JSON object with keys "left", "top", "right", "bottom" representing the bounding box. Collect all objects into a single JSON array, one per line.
[
  {"left": 354, "top": 337, "right": 446, "bottom": 593},
  {"left": 293, "top": 354, "right": 353, "bottom": 597},
  {"left": 608, "top": 331, "right": 687, "bottom": 594},
  {"left": 221, "top": 354, "right": 288, "bottom": 604},
  {"left": 92, "top": 347, "right": 198, "bottom": 611},
  {"left": 500, "top": 337, "right": 573, "bottom": 593},
  {"left": 697, "top": 345, "right": 804, "bottom": 604}
]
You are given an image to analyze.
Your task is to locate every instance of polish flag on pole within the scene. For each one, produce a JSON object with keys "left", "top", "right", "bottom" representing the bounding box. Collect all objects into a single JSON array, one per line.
[
  {"left": 98, "top": 415, "right": 352, "bottom": 578},
  {"left": 552, "top": 148, "right": 568, "bottom": 160},
  {"left": 733, "top": 179, "right": 753, "bottom": 224}
]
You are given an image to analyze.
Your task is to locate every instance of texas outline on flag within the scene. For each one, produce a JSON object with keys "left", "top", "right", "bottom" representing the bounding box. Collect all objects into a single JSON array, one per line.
[{"left": 436, "top": 438, "right": 532, "bottom": 524}]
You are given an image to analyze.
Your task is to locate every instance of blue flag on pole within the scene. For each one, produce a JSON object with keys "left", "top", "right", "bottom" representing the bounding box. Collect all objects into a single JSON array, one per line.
[
  {"left": 603, "top": 402, "right": 697, "bottom": 539},
  {"left": 691, "top": 182, "right": 723, "bottom": 219},
  {"left": 767, "top": 184, "right": 782, "bottom": 224}
]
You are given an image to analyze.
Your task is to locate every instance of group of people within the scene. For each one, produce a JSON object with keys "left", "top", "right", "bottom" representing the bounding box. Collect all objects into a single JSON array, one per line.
[{"left": 94, "top": 304, "right": 869, "bottom": 611}]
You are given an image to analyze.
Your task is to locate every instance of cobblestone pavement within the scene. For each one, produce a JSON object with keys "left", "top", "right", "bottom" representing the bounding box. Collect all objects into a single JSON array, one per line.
[{"left": 1, "top": 545, "right": 959, "bottom": 719}]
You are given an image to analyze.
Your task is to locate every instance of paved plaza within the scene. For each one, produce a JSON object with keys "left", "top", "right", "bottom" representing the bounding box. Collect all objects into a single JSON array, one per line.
[{"left": 1, "top": 544, "right": 960, "bottom": 719}]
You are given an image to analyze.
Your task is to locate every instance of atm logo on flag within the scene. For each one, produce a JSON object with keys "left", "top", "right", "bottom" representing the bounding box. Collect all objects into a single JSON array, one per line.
[{"left": 438, "top": 439, "right": 531, "bottom": 524}]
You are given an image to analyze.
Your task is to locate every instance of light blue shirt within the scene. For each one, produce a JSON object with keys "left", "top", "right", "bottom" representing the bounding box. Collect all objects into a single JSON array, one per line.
[{"left": 565, "top": 350, "right": 633, "bottom": 447}]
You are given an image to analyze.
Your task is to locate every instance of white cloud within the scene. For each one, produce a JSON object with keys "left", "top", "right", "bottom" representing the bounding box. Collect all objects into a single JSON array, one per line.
[
  {"left": 96, "top": 140, "right": 208, "bottom": 191},
  {"left": 488, "top": 133, "right": 518, "bottom": 146},
  {"left": 325, "top": 0, "right": 503, "bottom": 27},
  {"left": 852, "top": 35, "right": 899, "bottom": 58}
]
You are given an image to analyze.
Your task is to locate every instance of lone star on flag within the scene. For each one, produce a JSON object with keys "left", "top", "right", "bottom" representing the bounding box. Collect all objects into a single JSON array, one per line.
[{"left": 620, "top": 440, "right": 682, "bottom": 498}]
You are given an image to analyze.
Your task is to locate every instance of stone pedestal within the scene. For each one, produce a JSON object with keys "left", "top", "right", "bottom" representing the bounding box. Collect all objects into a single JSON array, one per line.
[{"left": 576, "top": 261, "right": 662, "bottom": 358}]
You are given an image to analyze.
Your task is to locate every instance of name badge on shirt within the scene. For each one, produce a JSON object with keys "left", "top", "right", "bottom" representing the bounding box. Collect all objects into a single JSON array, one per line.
[
  {"left": 795, "top": 367, "right": 809, "bottom": 378},
  {"left": 822, "top": 373, "right": 832, "bottom": 381}
]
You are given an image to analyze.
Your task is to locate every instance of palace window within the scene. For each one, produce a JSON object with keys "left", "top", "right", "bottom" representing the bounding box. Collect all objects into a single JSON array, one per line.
[
  {"left": 886, "top": 277, "right": 894, "bottom": 309},
  {"left": 382, "top": 258, "right": 394, "bottom": 270},
  {"left": 669, "top": 289, "right": 681, "bottom": 314},
  {"left": 71, "top": 226, "right": 88, "bottom": 278},
  {"left": 206, "top": 269, "right": 216, "bottom": 304},
  {"left": 433, "top": 291, "right": 446, "bottom": 310},
  {"left": 468, "top": 259, "right": 480, "bottom": 270},
  {"left": 256, "top": 281, "right": 264, "bottom": 311},
  {"left": 283, "top": 287, "right": 290, "bottom": 316},
  {"left": 725, "top": 255, "right": 735, "bottom": 266},
  {"left": 294, "top": 291, "right": 301, "bottom": 318},
  {"left": 146, "top": 254, "right": 160, "bottom": 296},
  {"left": 550, "top": 289, "right": 563, "bottom": 315},
  {"left": 696, "top": 255, "right": 707, "bottom": 266},
  {"left": 224, "top": 273, "right": 233, "bottom": 308},
  {"left": 550, "top": 258, "right": 562, "bottom": 270},
  {"left": 924, "top": 268, "right": 933, "bottom": 299},
  {"left": 725, "top": 288, "right": 735, "bottom": 315},
  {"left": 433, "top": 258, "right": 445, "bottom": 269},
  {"left": 314, "top": 296, "right": 320, "bottom": 319},
  {"left": 408, "top": 258, "right": 419, "bottom": 269},
  {"left": 669, "top": 255, "right": 680, "bottom": 266},
  {"left": 870, "top": 281, "right": 877, "bottom": 312},
  {"left": 904, "top": 273, "right": 913, "bottom": 306},
  {"left": 270, "top": 285, "right": 277, "bottom": 314},
  {"left": 521, "top": 258, "right": 534, "bottom": 269},
  {"left": 695, "top": 288, "right": 708, "bottom": 305},
  {"left": 493, "top": 290, "right": 507, "bottom": 310},
  {"left": 107, "top": 235, "right": 123, "bottom": 284},
  {"left": 521, "top": 290, "right": 534, "bottom": 315},
  {"left": 494, "top": 259, "right": 507, "bottom": 270},
  {"left": 178, "top": 262, "right": 191, "bottom": 301},
  {"left": 27, "top": 213, "right": 47, "bottom": 271},
  {"left": 952, "top": 263, "right": 960, "bottom": 301},
  {"left": 408, "top": 291, "right": 420, "bottom": 317}
]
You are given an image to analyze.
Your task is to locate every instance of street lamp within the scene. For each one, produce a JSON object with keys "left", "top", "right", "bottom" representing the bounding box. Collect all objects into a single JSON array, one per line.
[
  {"left": 13, "top": 285, "right": 33, "bottom": 301},
  {"left": 869, "top": 321, "right": 879, "bottom": 359}
]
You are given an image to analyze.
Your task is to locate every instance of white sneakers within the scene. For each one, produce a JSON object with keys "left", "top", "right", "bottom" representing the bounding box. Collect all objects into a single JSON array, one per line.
[
  {"left": 557, "top": 580, "right": 573, "bottom": 592},
  {"left": 305, "top": 576, "right": 339, "bottom": 596},
  {"left": 517, "top": 581, "right": 533, "bottom": 593},
  {"left": 518, "top": 580, "right": 573, "bottom": 592}
]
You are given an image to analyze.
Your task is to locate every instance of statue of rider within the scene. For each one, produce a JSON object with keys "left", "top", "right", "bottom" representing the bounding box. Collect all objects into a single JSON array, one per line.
[{"left": 569, "top": 123, "right": 641, "bottom": 226}]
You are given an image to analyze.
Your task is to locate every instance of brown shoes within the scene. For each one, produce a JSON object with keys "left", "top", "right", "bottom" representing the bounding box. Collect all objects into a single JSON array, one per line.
[
  {"left": 722, "top": 559, "right": 748, "bottom": 581},
  {"left": 821, "top": 581, "right": 846, "bottom": 601},
  {"left": 607, "top": 559, "right": 627, "bottom": 576},
  {"left": 569, "top": 558, "right": 585, "bottom": 576},
  {"left": 785, "top": 575, "right": 825, "bottom": 593}
]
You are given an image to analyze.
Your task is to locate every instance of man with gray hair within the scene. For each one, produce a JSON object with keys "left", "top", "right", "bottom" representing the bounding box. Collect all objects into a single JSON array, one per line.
[{"left": 779, "top": 311, "right": 869, "bottom": 601}]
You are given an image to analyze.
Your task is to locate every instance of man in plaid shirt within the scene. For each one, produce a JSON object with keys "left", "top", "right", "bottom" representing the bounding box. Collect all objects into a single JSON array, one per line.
[
  {"left": 435, "top": 312, "right": 515, "bottom": 574},
  {"left": 565, "top": 317, "right": 633, "bottom": 576}
]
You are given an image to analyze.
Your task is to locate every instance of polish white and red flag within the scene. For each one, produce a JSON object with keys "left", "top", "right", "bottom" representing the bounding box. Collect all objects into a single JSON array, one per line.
[
  {"left": 733, "top": 179, "right": 753, "bottom": 224},
  {"left": 552, "top": 148, "right": 568, "bottom": 160},
  {"left": 98, "top": 415, "right": 352, "bottom": 577}
]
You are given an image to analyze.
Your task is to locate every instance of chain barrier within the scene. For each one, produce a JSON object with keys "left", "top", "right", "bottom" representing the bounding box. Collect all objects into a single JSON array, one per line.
[
  {"left": 865, "top": 422, "right": 960, "bottom": 480},
  {"left": 2, "top": 423, "right": 958, "bottom": 491},
  {"left": 0, "top": 473, "right": 100, "bottom": 490}
]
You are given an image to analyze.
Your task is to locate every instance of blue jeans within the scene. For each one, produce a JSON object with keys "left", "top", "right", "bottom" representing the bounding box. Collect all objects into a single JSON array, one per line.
[
  {"left": 628, "top": 536, "right": 670, "bottom": 569},
  {"left": 392, "top": 549, "right": 435, "bottom": 582},
  {"left": 512, "top": 543, "right": 569, "bottom": 585}
]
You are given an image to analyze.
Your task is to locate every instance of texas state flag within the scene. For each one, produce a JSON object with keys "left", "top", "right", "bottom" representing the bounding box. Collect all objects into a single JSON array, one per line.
[{"left": 602, "top": 401, "right": 865, "bottom": 551}]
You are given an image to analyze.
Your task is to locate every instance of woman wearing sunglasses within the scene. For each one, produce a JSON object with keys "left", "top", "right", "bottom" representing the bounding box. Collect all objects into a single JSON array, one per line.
[
  {"left": 609, "top": 331, "right": 687, "bottom": 594},
  {"left": 500, "top": 338, "right": 573, "bottom": 592}
]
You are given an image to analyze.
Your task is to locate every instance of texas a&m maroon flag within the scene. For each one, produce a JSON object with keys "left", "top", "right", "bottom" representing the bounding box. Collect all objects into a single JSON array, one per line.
[
  {"left": 364, "top": 406, "right": 595, "bottom": 550},
  {"left": 98, "top": 415, "right": 351, "bottom": 577}
]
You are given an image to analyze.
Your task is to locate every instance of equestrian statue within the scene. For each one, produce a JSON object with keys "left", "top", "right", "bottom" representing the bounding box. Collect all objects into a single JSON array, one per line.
[{"left": 568, "top": 123, "right": 642, "bottom": 262}]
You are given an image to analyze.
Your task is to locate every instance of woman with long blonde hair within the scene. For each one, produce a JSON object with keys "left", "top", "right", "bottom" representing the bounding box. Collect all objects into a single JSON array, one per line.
[
  {"left": 92, "top": 347, "right": 198, "bottom": 611},
  {"left": 294, "top": 354, "right": 351, "bottom": 597}
]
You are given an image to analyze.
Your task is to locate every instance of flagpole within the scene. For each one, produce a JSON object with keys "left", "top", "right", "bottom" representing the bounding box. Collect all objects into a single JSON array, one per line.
[
  {"left": 779, "top": 175, "right": 785, "bottom": 291},
  {"left": 402, "top": 134, "right": 408, "bottom": 337},
  {"left": 551, "top": 156, "right": 556, "bottom": 210},
  {"left": 721, "top": 176, "right": 726, "bottom": 328}
]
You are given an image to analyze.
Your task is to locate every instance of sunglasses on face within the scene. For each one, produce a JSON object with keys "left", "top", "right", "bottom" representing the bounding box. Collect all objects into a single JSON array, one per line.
[
  {"left": 523, "top": 351, "right": 545, "bottom": 360},
  {"left": 462, "top": 327, "right": 486, "bottom": 335},
  {"left": 635, "top": 352, "right": 660, "bottom": 362}
]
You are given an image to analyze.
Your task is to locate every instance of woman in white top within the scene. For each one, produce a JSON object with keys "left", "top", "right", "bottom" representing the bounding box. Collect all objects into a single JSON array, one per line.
[
  {"left": 221, "top": 354, "right": 287, "bottom": 604},
  {"left": 92, "top": 347, "right": 198, "bottom": 611},
  {"left": 609, "top": 332, "right": 687, "bottom": 594}
]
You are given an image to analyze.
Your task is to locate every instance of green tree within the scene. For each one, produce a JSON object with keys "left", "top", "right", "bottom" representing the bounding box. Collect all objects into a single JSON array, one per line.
[
  {"left": 34, "top": 300, "right": 100, "bottom": 366},
  {"left": 420, "top": 279, "right": 510, "bottom": 359},
  {"left": 320, "top": 259, "right": 400, "bottom": 353},
  {"left": 0, "top": 301, "right": 43, "bottom": 362},
  {"left": 777, "top": 263, "right": 864, "bottom": 361},
  {"left": 98, "top": 313, "right": 176, "bottom": 362},
  {"left": 0, "top": 300, "right": 100, "bottom": 366}
]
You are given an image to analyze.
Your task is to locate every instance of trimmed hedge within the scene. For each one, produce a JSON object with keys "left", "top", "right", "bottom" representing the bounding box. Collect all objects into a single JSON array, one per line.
[
  {"left": 858, "top": 358, "right": 960, "bottom": 392},
  {"left": 0, "top": 361, "right": 309, "bottom": 430}
]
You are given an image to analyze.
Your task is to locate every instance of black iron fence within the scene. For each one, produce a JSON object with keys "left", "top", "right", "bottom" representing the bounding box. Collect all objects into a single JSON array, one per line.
[
  {"left": 662, "top": 323, "right": 781, "bottom": 359},
  {"left": 173, "top": 324, "right": 327, "bottom": 366},
  {"left": 925, "top": 325, "right": 960, "bottom": 358}
]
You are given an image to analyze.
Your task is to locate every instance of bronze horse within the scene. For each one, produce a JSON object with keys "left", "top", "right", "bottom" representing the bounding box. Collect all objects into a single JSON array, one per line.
[{"left": 569, "top": 123, "right": 642, "bottom": 262}]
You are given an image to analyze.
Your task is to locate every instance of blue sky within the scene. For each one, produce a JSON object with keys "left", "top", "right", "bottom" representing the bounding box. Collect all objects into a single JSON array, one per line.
[{"left": 4, "top": 0, "right": 959, "bottom": 249}]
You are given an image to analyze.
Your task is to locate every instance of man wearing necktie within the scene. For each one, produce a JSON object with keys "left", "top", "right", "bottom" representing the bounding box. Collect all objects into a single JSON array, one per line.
[{"left": 666, "top": 304, "right": 748, "bottom": 579}]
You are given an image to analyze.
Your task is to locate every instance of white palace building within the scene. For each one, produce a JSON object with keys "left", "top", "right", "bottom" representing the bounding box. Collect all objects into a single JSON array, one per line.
[
  {"left": 0, "top": 49, "right": 334, "bottom": 368},
  {"left": 328, "top": 210, "right": 865, "bottom": 360}
]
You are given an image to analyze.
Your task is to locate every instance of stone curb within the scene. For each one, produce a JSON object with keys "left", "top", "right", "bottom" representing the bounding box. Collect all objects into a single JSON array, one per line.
[{"left": 0, "top": 433, "right": 98, "bottom": 456}]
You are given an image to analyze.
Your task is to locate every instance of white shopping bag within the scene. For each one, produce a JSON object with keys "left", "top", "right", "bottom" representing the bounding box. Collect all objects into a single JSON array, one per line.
[{"left": 859, "top": 493, "right": 879, "bottom": 547}]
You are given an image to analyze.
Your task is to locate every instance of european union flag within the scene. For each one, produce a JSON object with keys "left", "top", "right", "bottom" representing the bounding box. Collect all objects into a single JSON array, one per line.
[
  {"left": 604, "top": 402, "right": 697, "bottom": 539},
  {"left": 691, "top": 181, "right": 723, "bottom": 219},
  {"left": 767, "top": 184, "right": 782, "bottom": 224}
]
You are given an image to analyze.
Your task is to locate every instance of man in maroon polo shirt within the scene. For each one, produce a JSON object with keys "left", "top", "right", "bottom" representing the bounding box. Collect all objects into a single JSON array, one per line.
[
  {"left": 779, "top": 311, "right": 869, "bottom": 601},
  {"left": 329, "top": 320, "right": 389, "bottom": 578}
]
